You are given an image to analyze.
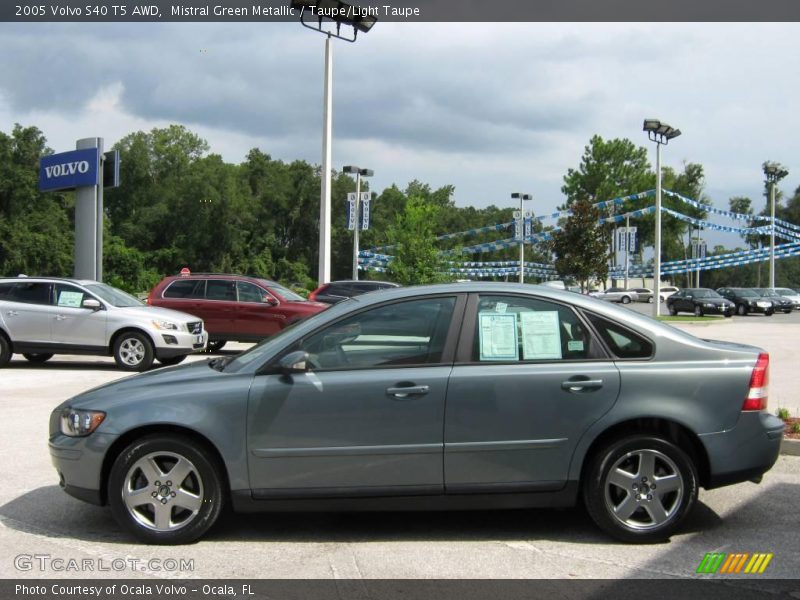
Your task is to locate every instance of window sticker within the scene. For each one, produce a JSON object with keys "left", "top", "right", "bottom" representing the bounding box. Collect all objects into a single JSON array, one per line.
[
  {"left": 520, "top": 311, "right": 562, "bottom": 360},
  {"left": 478, "top": 313, "right": 519, "bottom": 361},
  {"left": 567, "top": 340, "right": 585, "bottom": 352},
  {"left": 57, "top": 291, "right": 83, "bottom": 308},
  {"left": 495, "top": 302, "right": 508, "bottom": 314}
]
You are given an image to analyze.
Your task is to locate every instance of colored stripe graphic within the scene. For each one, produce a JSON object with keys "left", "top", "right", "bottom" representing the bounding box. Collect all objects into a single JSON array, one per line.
[{"left": 696, "top": 553, "right": 773, "bottom": 574}]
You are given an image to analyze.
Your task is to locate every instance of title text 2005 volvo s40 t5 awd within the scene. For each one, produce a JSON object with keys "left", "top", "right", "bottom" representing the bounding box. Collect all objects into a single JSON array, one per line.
[{"left": 49, "top": 283, "right": 783, "bottom": 544}]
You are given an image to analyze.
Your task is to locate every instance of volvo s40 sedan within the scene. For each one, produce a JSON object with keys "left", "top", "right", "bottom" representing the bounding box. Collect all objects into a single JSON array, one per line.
[{"left": 49, "top": 283, "right": 783, "bottom": 544}]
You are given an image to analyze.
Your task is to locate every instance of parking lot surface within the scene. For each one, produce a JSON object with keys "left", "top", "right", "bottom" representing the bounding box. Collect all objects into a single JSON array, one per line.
[{"left": 1, "top": 325, "right": 799, "bottom": 582}]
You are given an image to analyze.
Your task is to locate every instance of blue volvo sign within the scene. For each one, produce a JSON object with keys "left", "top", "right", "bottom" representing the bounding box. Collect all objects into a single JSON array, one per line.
[{"left": 39, "top": 148, "right": 100, "bottom": 192}]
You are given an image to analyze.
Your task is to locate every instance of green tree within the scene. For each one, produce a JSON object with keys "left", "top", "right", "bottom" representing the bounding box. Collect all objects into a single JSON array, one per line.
[
  {"left": 551, "top": 199, "right": 608, "bottom": 291},
  {"left": 387, "top": 197, "right": 451, "bottom": 286}
]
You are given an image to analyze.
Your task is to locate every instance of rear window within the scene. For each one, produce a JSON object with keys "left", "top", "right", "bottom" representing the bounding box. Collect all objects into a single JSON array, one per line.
[
  {"left": 164, "top": 279, "right": 205, "bottom": 299},
  {"left": 585, "top": 313, "right": 653, "bottom": 359}
]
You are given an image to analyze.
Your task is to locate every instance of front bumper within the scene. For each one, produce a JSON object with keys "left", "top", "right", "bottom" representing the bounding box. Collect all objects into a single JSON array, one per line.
[
  {"left": 152, "top": 329, "right": 208, "bottom": 359},
  {"left": 699, "top": 411, "right": 784, "bottom": 489},
  {"left": 49, "top": 431, "right": 119, "bottom": 506},
  {"left": 700, "top": 304, "right": 734, "bottom": 315}
]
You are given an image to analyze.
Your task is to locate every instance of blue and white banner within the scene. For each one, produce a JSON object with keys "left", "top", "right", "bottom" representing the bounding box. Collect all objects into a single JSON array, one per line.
[
  {"left": 39, "top": 147, "right": 100, "bottom": 192},
  {"left": 346, "top": 193, "right": 357, "bottom": 231},
  {"left": 360, "top": 193, "right": 371, "bottom": 230}
]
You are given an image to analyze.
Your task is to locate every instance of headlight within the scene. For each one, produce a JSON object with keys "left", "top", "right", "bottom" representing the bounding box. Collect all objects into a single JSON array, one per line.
[
  {"left": 60, "top": 409, "right": 105, "bottom": 437},
  {"left": 152, "top": 319, "right": 179, "bottom": 331}
]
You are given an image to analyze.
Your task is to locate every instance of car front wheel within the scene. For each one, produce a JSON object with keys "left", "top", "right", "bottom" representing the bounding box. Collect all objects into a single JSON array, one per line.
[
  {"left": 668, "top": 305, "right": 677, "bottom": 316},
  {"left": 621, "top": 296, "right": 631, "bottom": 304},
  {"left": 693, "top": 306, "right": 703, "bottom": 317},
  {"left": 113, "top": 331, "right": 154, "bottom": 371},
  {"left": 205, "top": 340, "right": 227, "bottom": 353},
  {"left": 108, "top": 434, "right": 225, "bottom": 544},
  {"left": 0, "top": 334, "right": 11, "bottom": 368},
  {"left": 583, "top": 435, "right": 698, "bottom": 543}
]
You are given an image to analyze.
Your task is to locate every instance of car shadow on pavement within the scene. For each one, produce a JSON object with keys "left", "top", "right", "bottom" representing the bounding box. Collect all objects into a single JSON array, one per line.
[
  {"left": 7, "top": 358, "right": 133, "bottom": 372},
  {"left": 0, "top": 484, "right": 723, "bottom": 546}
]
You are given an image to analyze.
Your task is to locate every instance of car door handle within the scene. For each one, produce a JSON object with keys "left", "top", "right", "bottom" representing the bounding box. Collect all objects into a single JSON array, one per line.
[
  {"left": 7, "top": 310, "right": 18, "bottom": 317},
  {"left": 55, "top": 314, "right": 68, "bottom": 321},
  {"left": 386, "top": 385, "right": 430, "bottom": 399},
  {"left": 561, "top": 378, "right": 603, "bottom": 392}
]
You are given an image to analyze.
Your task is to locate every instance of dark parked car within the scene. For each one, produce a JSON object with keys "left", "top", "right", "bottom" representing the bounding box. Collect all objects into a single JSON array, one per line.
[
  {"left": 148, "top": 271, "right": 328, "bottom": 351},
  {"left": 754, "top": 288, "right": 794, "bottom": 314},
  {"left": 308, "top": 280, "right": 400, "bottom": 304},
  {"left": 50, "top": 283, "right": 782, "bottom": 545},
  {"left": 666, "top": 288, "right": 735, "bottom": 317},
  {"left": 716, "top": 287, "right": 774, "bottom": 316}
]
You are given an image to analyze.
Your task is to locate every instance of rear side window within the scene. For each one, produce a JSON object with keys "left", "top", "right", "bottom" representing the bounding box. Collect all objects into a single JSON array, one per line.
[
  {"left": 586, "top": 313, "right": 653, "bottom": 359},
  {"left": 164, "top": 279, "right": 205, "bottom": 299},
  {"left": 0, "top": 283, "right": 13, "bottom": 300},
  {"left": 5, "top": 282, "right": 52, "bottom": 305}
]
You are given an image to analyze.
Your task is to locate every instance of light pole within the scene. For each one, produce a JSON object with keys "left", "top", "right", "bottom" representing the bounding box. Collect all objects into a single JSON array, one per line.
[
  {"left": 511, "top": 192, "right": 532, "bottom": 284},
  {"left": 343, "top": 165, "right": 373, "bottom": 280},
  {"left": 763, "top": 161, "right": 788, "bottom": 289},
  {"left": 643, "top": 119, "right": 681, "bottom": 318},
  {"left": 290, "top": 0, "right": 377, "bottom": 285}
]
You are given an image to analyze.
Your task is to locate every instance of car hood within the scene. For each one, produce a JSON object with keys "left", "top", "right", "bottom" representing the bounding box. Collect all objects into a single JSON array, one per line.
[
  {"left": 59, "top": 360, "right": 221, "bottom": 411},
  {"left": 109, "top": 304, "right": 202, "bottom": 323}
]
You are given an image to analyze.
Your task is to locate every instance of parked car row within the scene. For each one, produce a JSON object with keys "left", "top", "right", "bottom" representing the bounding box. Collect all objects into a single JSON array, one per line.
[
  {"left": 666, "top": 286, "right": 800, "bottom": 317},
  {"left": 0, "top": 270, "right": 399, "bottom": 370},
  {"left": 589, "top": 286, "right": 679, "bottom": 304}
]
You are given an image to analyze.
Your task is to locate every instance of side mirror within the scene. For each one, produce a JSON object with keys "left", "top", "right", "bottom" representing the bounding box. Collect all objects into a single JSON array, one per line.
[
  {"left": 82, "top": 298, "right": 102, "bottom": 311},
  {"left": 278, "top": 350, "right": 310, "bottom": 374},
  {"left": 264, "top": 295, "right": 278, "bottom": 306}
]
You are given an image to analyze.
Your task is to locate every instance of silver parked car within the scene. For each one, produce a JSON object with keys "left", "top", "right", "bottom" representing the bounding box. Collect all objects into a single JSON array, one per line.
[
  {"left": 49, "top": 283, "right": 782, "bottom": 544},
  {"left": 0, "top": 277, "right": 208, "bottom": 370},
  {"left": 590, "top": 287, "right": 640, "bottom": 304}
]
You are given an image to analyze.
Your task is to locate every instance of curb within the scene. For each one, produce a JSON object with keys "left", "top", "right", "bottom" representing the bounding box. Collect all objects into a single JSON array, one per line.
[{"left": 781, "top": 438, "right": 800, "bottom": 456}]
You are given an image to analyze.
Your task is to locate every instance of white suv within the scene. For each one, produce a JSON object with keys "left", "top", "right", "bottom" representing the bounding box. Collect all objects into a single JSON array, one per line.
[{"left": 0, "top": 277, "right": 207, "bottom": 371}]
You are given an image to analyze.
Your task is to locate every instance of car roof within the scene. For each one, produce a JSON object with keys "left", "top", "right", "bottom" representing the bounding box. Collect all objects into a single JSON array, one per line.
[
  {"left": 163, "top": 273, "right": 281, "bottom": 287},
  {"left": 0, "top": 276, "right": 97, "bottom": 286}
]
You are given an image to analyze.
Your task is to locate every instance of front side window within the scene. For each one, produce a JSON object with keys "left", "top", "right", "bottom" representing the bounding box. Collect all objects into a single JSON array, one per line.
[
  {"left": 54, "top": 283, "right": 88, "bottom": 308},
  {"left": 238, "top": 281, "right": 269, "bottom": 303},
  {"left": 473, "top": 295, "right": 597, "bottom": 362},
  {"left": 296, "top": 296, "right": 456, "bottom": 370}
]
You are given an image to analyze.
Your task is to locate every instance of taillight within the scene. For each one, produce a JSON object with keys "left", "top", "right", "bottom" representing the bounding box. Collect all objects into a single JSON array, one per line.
[
  {"left": 308, "top": 285, "right": 326, "bottom": 301},
  {"left": 742, "top": 352, "right": 769, "bottom": 411},
  {"left": 146, "top": 289, "right": 154, "bottom": 305}
]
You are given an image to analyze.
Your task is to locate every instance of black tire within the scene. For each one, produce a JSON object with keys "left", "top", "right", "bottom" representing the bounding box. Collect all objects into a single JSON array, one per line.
[
  {"left": 205, "top": 340, "right": 227, "bottom": 353},
  {"left": 668, "top": 305, "right": 677, "bottom": 316},
  {"left": 113, "top": 331, "right": 154, "bottom": 371},
  {"left": 23, "top": 353, "right": 54, "bottom": 363},
  {"left": 0, "top": 334, "right": 11, "bottom": 368},
  {"left": 693, "top": 306, "right": 703, "bottom": 317},
  {"left": 621, "top": 296, "right": 631, "bottom": 305},
  {"left": 158, "top": 355, "right": 187, "bottom": 367},
  {"left": 765, "top": 310, "right": 774, "bottom": 317},
  {"left": 736, "top": 304, "right": 748, "bottom": 316},
  {"left": 724, "top": 313, "right": 733, "bottom": 318},
  {"left": 648, "top": 297, "right": 654, "bottom": 304},
  {"left": 108, "top": 434, "right": 225, "bottom": 545},
  {"left": 583, "top": 435, "right": 698, "bottom": 543},
  {"left": 784, "top": 309, "right": 792, "bottom": 314}
]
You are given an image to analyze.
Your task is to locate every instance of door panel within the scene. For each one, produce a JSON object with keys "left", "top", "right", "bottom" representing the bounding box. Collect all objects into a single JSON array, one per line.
[
  {"left": 247, "top": 367, "right": 450, "bottom": 492},
  {"left": 445, "top": 362, "right": 620, "bottom": 490},
  {"left": 50, "top": 284, "right": 107, "bottom": 347},
  {"left": 2, "top": 282, "right": 53, "bottom": 343}
]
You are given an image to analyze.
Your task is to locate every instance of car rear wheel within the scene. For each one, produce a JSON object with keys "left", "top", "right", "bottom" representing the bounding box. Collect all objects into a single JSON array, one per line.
[
  {"left": 23, "top": 353, "right": 54, "bottom": 363},
  {"left": 113, "top": 331, "right": 154, "bottom": 371},
  {"left": 158, "top": 355, "right": 187, "bottom": 367},
  {"left": 0, "top": 334, "right": 11, "bottom": 368},
  {"left": 648, "top": 297, "right": 654, "bottom": 303},
  {"left": 693, "top": 306, "right": 703, "bottom": 317},
  {"left": 108, "top": 434, "right": 224, "bottom": 545},
  {"left": 583, "top": 435, "right": 698, "bottom": 543}
]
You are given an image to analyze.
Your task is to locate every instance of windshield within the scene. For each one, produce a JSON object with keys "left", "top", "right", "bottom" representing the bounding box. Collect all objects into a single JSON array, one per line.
[
  {"left": 84, "top": 283, "right": 144, "bottom": 307},
  {"left": 268, "top": 285, "right": 306, "bottom": 302},
  {"left": 776, "top": 288, "right": 795, "bottom": 295}
]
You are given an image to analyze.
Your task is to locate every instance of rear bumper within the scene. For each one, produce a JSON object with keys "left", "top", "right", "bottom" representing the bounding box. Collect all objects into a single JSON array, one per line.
[{"left": 699, "top": 411, "right": 784, "bottom": 489}]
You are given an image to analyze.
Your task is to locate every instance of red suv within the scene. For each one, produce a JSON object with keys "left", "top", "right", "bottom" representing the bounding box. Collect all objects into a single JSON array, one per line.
[{"left": 148, "top": 271, "right": 328, "bottom": 351}]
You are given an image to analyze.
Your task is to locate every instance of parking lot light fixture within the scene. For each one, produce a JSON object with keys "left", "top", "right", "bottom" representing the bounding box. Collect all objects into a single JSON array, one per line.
[
  {"left": 511, "top": 193, "right": 533, "bottom": 284},
  {"left": 643, "top": 119, "right": 681, "bottom": 318},
  {"left": 344, "top": 165, "right": 373, "bottom": 280},
  {"left": 290, "top": 0, "right": 377, "bottom": 285},
  {"left": 763, "top": 161, "right": 788, "bottom": 289}
]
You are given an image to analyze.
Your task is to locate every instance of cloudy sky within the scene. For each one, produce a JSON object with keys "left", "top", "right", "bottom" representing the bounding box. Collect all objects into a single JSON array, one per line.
[{"left": 2, "top": 21, "right": 799, "bottom": 238}]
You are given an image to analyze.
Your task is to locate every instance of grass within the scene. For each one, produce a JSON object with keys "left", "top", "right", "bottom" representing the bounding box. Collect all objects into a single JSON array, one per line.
[
  {"left": 657, "top": 316, "right": 726, "bottom": 323},
  {"left": 777, "top": 407, "right": 791, "bottom": 421}
]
